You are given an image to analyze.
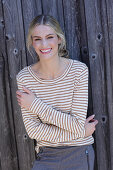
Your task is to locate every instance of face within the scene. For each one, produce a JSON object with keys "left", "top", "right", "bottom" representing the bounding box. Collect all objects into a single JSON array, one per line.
[{"left": 31, "top": 25, "right": 61, "bottom": 61}]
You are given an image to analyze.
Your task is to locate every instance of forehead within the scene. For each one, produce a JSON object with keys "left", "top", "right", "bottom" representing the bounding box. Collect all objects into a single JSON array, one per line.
[{"left": 31, "top": 25, "right": 56, "bottom": 36}]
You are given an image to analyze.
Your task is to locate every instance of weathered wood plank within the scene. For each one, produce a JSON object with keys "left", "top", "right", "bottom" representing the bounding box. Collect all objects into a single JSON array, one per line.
[
  {"left": 0, "top": 57, "right": 19, "bottom": 170},
  {"left": 84, "top": 0, "right": 109, "bottom": 170},
  {"left": 2, "top": 0, "right": 35, "bottom": 169},
  {"left": 76, "top": 0, "right": 89, "bottom": 64},
  {"left": 41, "top": 0, "right": 65, "bottom": 32},
  {"left": 0, "top": 0, "right": 19, "bottom": 169},
  {"left": 101, "top": 0, "right": 113, "bottom": 169},
  {"left": 75, "top": 0, "right": 94, "bottom": 114},
  {"left": 75, "top": 2, "right": 98, "bottom": 169},
  {"left": 0, "top": 0, "right": 113, "bottom": 169},
  {"left": 21, "top": 0, "right": 42, "bottom": 65},
  {"left": 62, "top": 0, "right": 80, "bottom": 60}
]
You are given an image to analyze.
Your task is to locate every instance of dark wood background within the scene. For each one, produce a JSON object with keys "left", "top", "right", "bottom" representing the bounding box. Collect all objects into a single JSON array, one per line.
[{"left": 0, "top": 0, "right": 113, "bottom": 170}]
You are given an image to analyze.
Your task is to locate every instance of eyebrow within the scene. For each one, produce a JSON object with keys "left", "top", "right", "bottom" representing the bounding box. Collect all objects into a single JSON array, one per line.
[{"left": 32, "top": 34, "right": 54, "bottom": 38}]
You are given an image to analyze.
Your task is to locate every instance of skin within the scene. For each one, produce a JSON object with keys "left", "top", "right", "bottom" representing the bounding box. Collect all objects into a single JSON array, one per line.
[
  {"left": 31, "top": 25, "right": 64, "bottom": 80},
  {"left": 16, "top": 25, "right": 98, "bottom": 138}
]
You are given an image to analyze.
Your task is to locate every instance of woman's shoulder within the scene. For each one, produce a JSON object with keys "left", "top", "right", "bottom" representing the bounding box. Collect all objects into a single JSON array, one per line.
[
  {"left": 67, "top": 58, "right": 88, "bottom": 71},
  {"left": 16, "top": 65, "right": 30, "bottom": 81}
]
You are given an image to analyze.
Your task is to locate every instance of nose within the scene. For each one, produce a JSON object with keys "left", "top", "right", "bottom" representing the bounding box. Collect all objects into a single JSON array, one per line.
[{"left": 41, "top": 39, "right": 48, "bottom": 47}]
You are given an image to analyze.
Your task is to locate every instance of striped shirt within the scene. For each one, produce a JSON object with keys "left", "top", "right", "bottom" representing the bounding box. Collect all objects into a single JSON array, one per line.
[{"left": 16, "top": 58, "right": 94, "bottom": 153}]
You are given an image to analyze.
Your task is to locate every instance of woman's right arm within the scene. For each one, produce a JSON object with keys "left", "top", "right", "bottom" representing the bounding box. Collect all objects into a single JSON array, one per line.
[
  {"left": 16, "top": 76, "right": 80, "bottom": 142},
  {"left": 16, "top": 75, "right": 97, "bottom": 142},
  {"left": 20, "top": 107, "right": 76, "bottom": 142},
  {"left": 19, "top": 106, "right": 97, "bottom": 142}
]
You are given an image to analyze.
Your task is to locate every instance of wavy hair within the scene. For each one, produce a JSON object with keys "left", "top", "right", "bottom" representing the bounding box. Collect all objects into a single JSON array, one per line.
[{"left": 27, "top": 15, "right": 69, "bottom": 59}]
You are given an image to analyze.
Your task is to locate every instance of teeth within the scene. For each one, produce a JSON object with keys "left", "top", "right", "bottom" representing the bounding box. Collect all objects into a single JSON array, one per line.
[{"left": 40, "top": 49, "right": 51, "bottom": 52}]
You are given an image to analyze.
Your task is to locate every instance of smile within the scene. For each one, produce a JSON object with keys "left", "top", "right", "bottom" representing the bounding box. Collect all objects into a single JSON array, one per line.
[{"left": 40, "top": 48, "right": 52, "bottom": 54}]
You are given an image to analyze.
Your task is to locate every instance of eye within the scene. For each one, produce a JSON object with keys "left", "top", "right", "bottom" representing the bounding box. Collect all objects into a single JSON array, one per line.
[
  {"left": 34, "top": 38, "right": 41, "bottom": 41},
  {"left": 47, "top": 36, "right": 54, "bottom": 39}
]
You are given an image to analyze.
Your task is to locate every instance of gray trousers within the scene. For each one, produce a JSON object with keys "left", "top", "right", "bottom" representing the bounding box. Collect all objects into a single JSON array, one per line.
[{"left": 32, "top": 145, "right": 95, "bottom": 170}]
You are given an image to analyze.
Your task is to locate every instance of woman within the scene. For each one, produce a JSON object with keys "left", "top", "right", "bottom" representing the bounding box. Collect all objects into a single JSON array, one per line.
[{"left": 16, "top": 15, "right": 98, "bottom": 170}]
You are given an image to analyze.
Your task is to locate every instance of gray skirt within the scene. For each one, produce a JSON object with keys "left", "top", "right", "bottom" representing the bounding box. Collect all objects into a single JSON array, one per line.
[{"left": 32, "top": 144, "right": 95, "bottom": 170}]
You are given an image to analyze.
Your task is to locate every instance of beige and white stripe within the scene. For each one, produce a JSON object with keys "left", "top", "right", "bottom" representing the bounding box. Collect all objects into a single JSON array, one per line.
[{"left": 16, "top": 59, "right": 94, "bottom": 153}]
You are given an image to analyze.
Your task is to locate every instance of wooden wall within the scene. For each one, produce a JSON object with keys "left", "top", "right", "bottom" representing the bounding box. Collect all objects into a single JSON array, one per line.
[{"left": 0, "top": 0, "right": 113, "bottom": 170}]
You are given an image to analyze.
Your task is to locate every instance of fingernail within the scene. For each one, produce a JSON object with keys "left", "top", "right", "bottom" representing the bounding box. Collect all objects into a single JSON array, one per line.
[{"left": 95, "top": 120, "right": 98, "bottom": 124}]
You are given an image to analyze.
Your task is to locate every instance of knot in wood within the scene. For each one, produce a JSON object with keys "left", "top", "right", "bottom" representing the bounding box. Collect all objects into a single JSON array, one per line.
[
  {"left": 5, "top": 34, "right": 12, "bottom": 41},
  {"left": 0, "top": 19, "right": 4, "bottom": 27},
  {"left": 101, "top": 115, "right": 107, "bottom": 124},
  {"left": 97, "top": 33, "right": 102, "bottom": 41},
  {"left": 13, "top": 48, "right": 18, "bottom": 55},
  {"left": 1, "top": 19, "right": 4, "bottom": 24},
  {"left": 23, "top": 134, "right": 28, "bottom": 140},
  {"left": 82, "top": 47, "right": 88, "bottom": 55},
  {"left": 91, "top": 54, "right": 97, "bottom": 59}
]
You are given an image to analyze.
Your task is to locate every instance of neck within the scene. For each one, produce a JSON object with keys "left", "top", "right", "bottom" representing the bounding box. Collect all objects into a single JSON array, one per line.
[{"left": 38, "top": 56, "right": 62, "bottom": 79}]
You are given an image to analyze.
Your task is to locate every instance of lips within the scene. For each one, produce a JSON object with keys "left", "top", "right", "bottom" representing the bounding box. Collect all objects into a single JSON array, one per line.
[{"left": 40, "top": 48, "right": 52, "bottom": 54}]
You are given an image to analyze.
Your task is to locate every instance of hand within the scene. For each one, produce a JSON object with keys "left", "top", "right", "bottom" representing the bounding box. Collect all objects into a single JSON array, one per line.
[
  {"left": 84, "top": 115, "right": 98, "bottom": 137},
  {"left": 16, "top": 87, "right": 36, "bottom": 110}
]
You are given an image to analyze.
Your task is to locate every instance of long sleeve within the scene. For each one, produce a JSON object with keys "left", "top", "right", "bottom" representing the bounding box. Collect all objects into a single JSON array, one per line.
[
  {"left": 29, "top": 67, "right": 88, "bottom": 138},
  {"left": 20, "top": 108, "right": 72, "bottom": 142},
  {"left": 16, "top": 76, "right": 77, "bottom": 142}
]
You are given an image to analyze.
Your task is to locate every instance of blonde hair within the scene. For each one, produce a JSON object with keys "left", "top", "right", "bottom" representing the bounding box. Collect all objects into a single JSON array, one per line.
[{"left": 27, "top": 15, "right": 69, "bottom": 59}]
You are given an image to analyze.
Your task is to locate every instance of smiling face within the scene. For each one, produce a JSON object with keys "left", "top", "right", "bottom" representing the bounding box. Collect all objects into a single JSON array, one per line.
[{"left": 31, "top": 25, "right": 61, "bottom": 61}]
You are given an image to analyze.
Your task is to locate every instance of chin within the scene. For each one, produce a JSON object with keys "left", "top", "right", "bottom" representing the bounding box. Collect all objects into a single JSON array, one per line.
[{"left": 39, "top": 53, "right": 58, "bottom": 61}]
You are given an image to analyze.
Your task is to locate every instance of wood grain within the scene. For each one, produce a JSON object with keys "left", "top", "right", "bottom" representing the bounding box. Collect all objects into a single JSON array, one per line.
[{"left": 0, "top": 0, "right": 113, "bottom": 169}]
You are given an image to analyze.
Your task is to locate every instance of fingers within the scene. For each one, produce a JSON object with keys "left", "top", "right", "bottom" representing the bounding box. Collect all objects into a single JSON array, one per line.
[
  {"left": 85, "top": 116, "right": 98, "bottom": 137},
  {"left": 93, "top": 120, "right": 98, "bottom": 126},
  {"left": 90, "top": 120, "right": 98, "bottom": 127},
  {"left": 16, "top": 94, "right": 21, "bottom": 105},
  {"left": 16, "top": 90, "right": 23, "bottom": 105},
  {"left": 16, "top": 90, "right": 23, "bottom": 96},
  {"left": 16, "top": 86, "right": 31, "bottom": 96},
  {"left": 86, "top": 115, "right": 95, "bottom": 123},
  {"left": 22, "top": 86, "right": 31, "bottom": 94},
  {"left": 16, "top": 89, "right": 30, "bottom": 100},
  {"left": 90, "top": 120, "right": 98, "bottom": 135},
  {"left": 16, "top": 94, "right": 20, "bottom": 99}
]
